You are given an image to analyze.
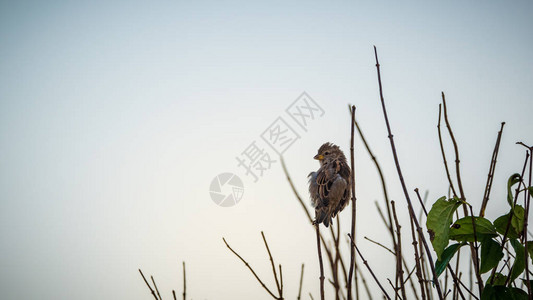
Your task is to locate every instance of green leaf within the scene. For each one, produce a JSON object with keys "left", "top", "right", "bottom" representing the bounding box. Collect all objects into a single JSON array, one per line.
[
  {"left": 494, "top": 212, "right": 520, "bottom": 239},
  {"left": 507, "top": 173, "right": 521, "bottom": 207},
  {"left": 449, "top": 217, "right": 498, "bottom": 242},
  {"left": 509, "top": 239, "right": 525, "bottom": 283},
  {"left": 481, "top": 284, "right": 528, "bottom": 300},
  {"left": 526, "top": 241, "right": 533, "bottom": 260},
  {"left": 486, "top": 273, "right": 507, "bottom": 286},
  {"left": 511, "top": 205, "right": 525, "bottom": 236},
  {"left": 480, "top": 238, "right": 504, "bottom": 274},
  {"left": 426, "top": 196, "right": 462, "bottom": 259},
  {"left": 510, "top": 288, "right": 530, "bottom": 299},
  {"left": 435, "top": 243, "right": 463, "bottom": 277},
  {"left": 521, "top": 279, "right": 533, "bottom": 289}
]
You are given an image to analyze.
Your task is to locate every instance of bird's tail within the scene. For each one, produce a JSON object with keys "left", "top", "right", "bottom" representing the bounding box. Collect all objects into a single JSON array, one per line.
[{"left": 314, "top": 210, "right": 331, "bottom": 227}]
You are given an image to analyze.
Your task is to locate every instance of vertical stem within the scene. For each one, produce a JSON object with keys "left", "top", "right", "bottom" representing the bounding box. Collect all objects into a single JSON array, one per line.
[
  {"left": 373, "top": 45, "right": 443, "bottom": 299},
  {"left": 352, "top": 111, "right": 398, "bottom": 265},
  {"left": 479, "top": 122, "right": 505, "bottom": 217},
  {"left": 347, "top": 105, "right": 357, "bottom": 300},
  {"left": 182, "top": 262, "right": 186, "bottom": 300},
  {"left": 316, "top": 215, "right": 325, "bottom": 300},
  {"left": 298, "top": 264, "right": 305, "bottom": 300},
  {"left": 391, "top": 201, "right": 407, "bottom": 300},
  {"left": 409, "top": 210, "right": 427, "bottom": 300}
]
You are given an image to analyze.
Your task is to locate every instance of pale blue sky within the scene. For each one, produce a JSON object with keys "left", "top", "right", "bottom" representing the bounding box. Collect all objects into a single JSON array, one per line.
[{"left": 1, "top": 1, "right": 532, "bottom": 299}]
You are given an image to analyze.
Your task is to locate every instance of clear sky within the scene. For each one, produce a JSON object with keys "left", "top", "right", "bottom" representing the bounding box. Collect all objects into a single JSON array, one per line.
[{"left": 1, "top": 1, "right": 532, "bottom": 299}]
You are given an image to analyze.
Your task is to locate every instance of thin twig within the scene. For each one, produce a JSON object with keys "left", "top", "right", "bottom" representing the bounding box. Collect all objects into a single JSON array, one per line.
[
  {"left": 441, "top": 92, "right": 465, "bottom": 202},
  {"left": 479, "top": 122, "right": 505, "bottom": 217},
  {"left": 139, "top": 269, "right": 159, "bottom": 300},
  {"left": 151, "top": 276, "right": 162, "bottom": 300},
  {"left": 316, "top": 217, "right": 325, "bottom": 300},
  {"left": 350, "top": 107, "right": 398, "bottom": 256},
  {"left": 173, "top": 290, "right": 177, "bottom": 300},
  {"left": 391, "top": 201, "right": 407, "bottom": 300},
  {"left": 409, "top": 210, "right": 426, "bottom": 300},
  {"left": 356, "top": 265, "right": 374, "bottom": 300},
  {"left": 349, "top": 233, "right": 391, "bottom": 300},
  {"left": 388, "top": 278, "right": 404, "bottom": 300},
  {"left": 373, "top": 45, "right": 443, "bottom": 299},
  {"left": 348, "top": 105, "right": 357, "bottom": 300},
  {"left": 520, "top": 144, "right": 533, "bottom": 298},
  {"left": 279, "top": 264, "right": 284, "bottom": 298},
  {"left": 222, "top": 237, "right": 279, "bottom": 299},
  {"left": 437, "top": 104, "right": 458, "bottom": 198},
  {"left": 298, "top": 264, "right": 305, "bottom": 300},
  {"left": 364, "top": 236, "right": 395, "bottom": 255},
  {"left": 261, "top": 231, "right": 282, "bottom": 297},
  {"left": 182, "top": 262, "right": 186, "bottom": 300},
  {"left": 441, "top": 92, "right": 483, "bottom": 295}
]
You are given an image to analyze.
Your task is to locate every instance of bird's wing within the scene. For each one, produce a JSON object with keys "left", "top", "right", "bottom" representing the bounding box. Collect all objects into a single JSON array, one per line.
[
  {"left": 308, "top": 172, "right": 321, "bottom": 208},
  {"left": 327, "top": 174, "right": 350, "bottom": 218}
]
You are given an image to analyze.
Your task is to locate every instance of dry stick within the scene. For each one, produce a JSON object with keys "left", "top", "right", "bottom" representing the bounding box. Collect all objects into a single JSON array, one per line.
[
  {"left": 182, "top": 262, "right": 186, "bottom": 300},
  {"left": 413, "top": 191, "right": 432, "bottom": 300},
  {"left": 356, "top": 265, "right": 374, "bottom": 300},
  {"left": 490, "top": 152, "right": 530, "bottom": 285},
  {"left": 330, "top": 218, "right": 341, "bottom": 300},
  {"left": 453, "top": 215, "right": 462, "bottom": 300},
  {"left": 261, "top": 231, "right": 282, "bottom": 297},
  {"left": 441, "top": 93, "right": 483, "bottom": 295},
  {"left": 351, "top": 111, "right": 398, "bottom": 254},
  {"left": 173, "top": 290, "right": 177, "bottom": 300},
  {"left": 281, "top": 158, "right": 349, "bottom": 289},
  {"left": 391, "top": 201, "right": 407, "bottom": 300},
  {"left": 348, "top": 233, "right": 392, "bottom": 300},
  {"left": 298, "top": 264, "right": 305, "bottom": 300},
  {"left": 316, "top": 217, "right": 325, "bottom": 300},
  {"left": 139, "top": 269, "right": 159, "bottom": 300},
  {"left": 364, "top": 236, "right": 421, "bottom": 300},
  {"left": 418, "top": 233, "right": 433, "bottom": 300},
  {"left": 387, "top": 278, "right": 404, "bottom": 300},
  {"left": 441, "top": 93, "right": 465, "bottom": 202},
  {"left": 347, "top": 105, "right": 358, "bottom": 300},
  {"left": 467, "top": 204, "right": 482, "bottom": 291},
  {"left": 364, "top": 236, "right": 395, "bottom": 255},
  {"left": 437, "top": 104, "right": 458, "bottom": 198},
  {"left": 468, "top": 262, "right": 473, "bottom": 300},
  {"left": 479, "top": 122, "right": 505, "bottom": 217},
  {"left": 409, "top": 211, "right": 427, "bottom": 300},
  {"left": 222, "top": 237, "right": 279, "bottom": 299},
  {"left": 373, "top": 46, "right": 444, "bottom": 299},
  {"left": 278, "top": 270, "right": 284, "bottom": 298},
  {"left": 416, "top": 189, "right": 471, "bottom": 300},
  {"left": 520, "top": 145, "right": 533, "bottom": 298},
  {"left": 151, "top": 276, "right": 163, "bottom": 300},
  {"left": 517, "top": 142, "right": 533, "bottom": 298},
  {"left": 353, "top": 108, "right": 401, "bottom": 297}
]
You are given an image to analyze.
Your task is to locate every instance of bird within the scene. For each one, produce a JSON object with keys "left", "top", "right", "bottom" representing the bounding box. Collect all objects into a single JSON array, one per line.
[{"left": 308, "top": 142, "right": 351, "bottom": 227}]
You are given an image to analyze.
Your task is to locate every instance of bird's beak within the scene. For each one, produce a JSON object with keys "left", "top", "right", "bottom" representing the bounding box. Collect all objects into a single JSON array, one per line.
[{"left": 314, "top": 154, "right": 324, "bottom": 160}]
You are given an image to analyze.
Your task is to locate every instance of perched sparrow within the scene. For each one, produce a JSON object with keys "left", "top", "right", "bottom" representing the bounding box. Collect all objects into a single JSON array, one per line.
[{"left": 308, "top": 142, "right": 351, "bottom": 227}]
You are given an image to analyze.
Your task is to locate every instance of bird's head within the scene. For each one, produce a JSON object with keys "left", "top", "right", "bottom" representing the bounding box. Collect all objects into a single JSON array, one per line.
[{"left": 313, "top": 142, "right": 345, "bottom": 165}]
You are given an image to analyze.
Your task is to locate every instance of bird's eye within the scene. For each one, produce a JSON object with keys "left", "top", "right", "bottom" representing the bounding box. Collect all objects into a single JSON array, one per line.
[{"left": 324, "top": 151, "right": 330, "bottom": 155}]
